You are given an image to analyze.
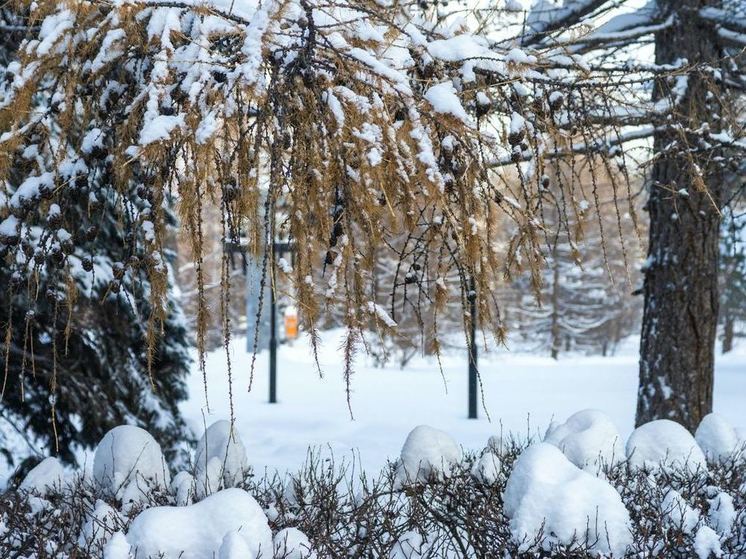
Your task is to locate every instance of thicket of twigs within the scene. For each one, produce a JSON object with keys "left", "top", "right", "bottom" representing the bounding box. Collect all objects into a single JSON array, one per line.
[{"left": 2, "top": 438, "right": 744, "bottom": 558}]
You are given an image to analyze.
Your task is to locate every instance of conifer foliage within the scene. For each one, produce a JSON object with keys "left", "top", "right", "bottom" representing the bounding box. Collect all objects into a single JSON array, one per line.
[{"left": 0, "top": 3, "right": 191, "bottom": 467}]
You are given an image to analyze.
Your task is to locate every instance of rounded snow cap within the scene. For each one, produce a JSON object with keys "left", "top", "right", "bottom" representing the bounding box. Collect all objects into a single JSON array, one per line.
[
  {"left": 194, "top": 420, "right": 249, "bottom": 498},
  {"left": 396, "top": 425, "right": 461, "bottom": 483},
  {"left": 543, "top": 409, "right": 623, "bottom": 470},
  {"left": 126, "top": 488, "right": 272, "bottom": 559},
  {"left": 93, "top": 425, "right": 170, "bottom": 501},
  {"left": 20, "top": 456, "right": 66, "bottom": 496},
  {"left": 471, "top": 452, "right": 502, "bottom": 485},
  {"left": 695, "top": 413, "right": 741, "bottom": 463},
  {"left": 503, "top": 442, "right": 631, "bottom": 556},
  {"left": 274, "top": 527, "right": 316, "bottom": 559},
  {"left": 626, "top": 419, "right": 707, "bottom": 471}
]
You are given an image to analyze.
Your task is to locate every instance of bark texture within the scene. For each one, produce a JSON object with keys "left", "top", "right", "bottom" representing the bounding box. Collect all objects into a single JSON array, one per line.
[{"left": 637, "top": 0, "right": 724, "bottom": 430}]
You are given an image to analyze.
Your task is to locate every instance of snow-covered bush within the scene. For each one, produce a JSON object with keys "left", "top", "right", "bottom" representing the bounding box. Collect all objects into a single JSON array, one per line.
[
  {"left": 1, "top": 417, "right": 744, "bottom": 558},
  {"left": 126, "top": 488, "right": 272, "bottom": 558},
  {"left": 273, "top": 527, "right": 316, "bottom": 559},
  {"left": 93, "top": 425, "right": 171, "bottom": 504},
  {"left": 470, "top": 451, "right": 502, "bottom": 485},
  {"left": 19, "top": 457, "right": 66, "bottom": 496},
  {"left": 626, "top": 419, "right": 708, "bottom": 471},
  {"left": 194, "top": 420, "right": 249, "bottom": 498},
  {"left": 543, "top": 409, "right": 624, "bottom": 470},
  {"left": 396, "top": 425, "right": 462, "bottom": 483},
  {"left": 503, "top": 443, "right": 631, "bottom": 555},
  {"left": 696, "top": 414, "right": 742, "bottom": 463}
]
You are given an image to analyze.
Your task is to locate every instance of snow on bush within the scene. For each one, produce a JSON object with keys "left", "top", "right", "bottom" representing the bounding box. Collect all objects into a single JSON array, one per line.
[
  {"left": 126, "top": 488, "right": 272, "bottom": 559},
  {"left": 171, "top": 470, "right": 195, "bottom": 506},
  {"left": 1, "top": 414, "right": 745, "bottom": 558},
  {"left": 693, "top": 525, "right": 723, "bottom": 559},
  {"left": 194, "top": 420, "right": 249, "bottom": 498},
  {"left": 218, "top": 530, "right": 255, "bottom": 559},
  {"left": 103, "top": 532, "right": 131, "bottom": 559},
  {"left": 273, "top": 527, "right": 316, "bottom": 559},
  {"left": 503, "top": 442, "right": 632, "bottom": 555},
  {"left": 93, "top": 425, "right": 170, "bottom": 503},
  {"left": 708, "top": 491, "right": 736, "bottom": 537},
  {"left": 19, "top": 457, "right": 65, "bottom": 496},
  {"left": 78, "top": 499, "right": 123, "bottom": 548},
  {"left": 543, "top": 409, "right": 624, "bottom": 469},
  {"left": 471, "top": 451, "right": 502, "bottom": 485},
  {"left": 696, "top": 413, "right": 742, "bottom": 463},
  {"left": 396, "top": 425, "right": 462, "bottom": 483},
  {"left": 661, "top": 488, "right": 700, "bottom": 533},
  {"left": 626, "top": 419, "right": 707, "bottom": 471}
]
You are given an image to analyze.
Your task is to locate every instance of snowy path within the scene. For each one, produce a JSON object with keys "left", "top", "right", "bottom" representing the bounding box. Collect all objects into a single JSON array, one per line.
[{"left": 180, "top": 332, "right": 746, "bottom": 474}]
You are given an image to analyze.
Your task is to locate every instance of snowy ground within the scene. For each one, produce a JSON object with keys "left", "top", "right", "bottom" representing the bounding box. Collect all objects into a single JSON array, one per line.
[{"left": 180, "top": 331, "right": 746, "bottom": 474}]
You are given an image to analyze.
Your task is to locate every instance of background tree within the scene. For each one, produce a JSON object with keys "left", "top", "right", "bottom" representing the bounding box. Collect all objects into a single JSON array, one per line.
[
  {"left": 520, "top": 0, "right": 746, "bottom": 430},
  {"left": 720, "top": 207, "right": 746, "bottom": 353},
  {"left": 514, "top": 161, "right": 642, "bottom": 358}
]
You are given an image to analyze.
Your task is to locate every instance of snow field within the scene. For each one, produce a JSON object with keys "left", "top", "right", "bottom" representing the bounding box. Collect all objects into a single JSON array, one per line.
[{"left": 178, "top": 331, "right": 746, "bottom": 475}]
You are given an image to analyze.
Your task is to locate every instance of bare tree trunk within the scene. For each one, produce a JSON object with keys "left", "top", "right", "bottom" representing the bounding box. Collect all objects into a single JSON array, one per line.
[{"left": 637, "top": 0, "right": 723, "bottom": 431}]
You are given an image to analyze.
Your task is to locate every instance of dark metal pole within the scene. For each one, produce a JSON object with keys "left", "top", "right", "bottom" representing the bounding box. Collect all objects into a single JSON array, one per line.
[
  {"left": 468, "top": 277, "right": 478, "bottom": 419},
  {"left": 267, "top": 240, "right": 292, "bottom": 404},
  {"left": 269, "top": 251, "right": 278, "bottom": 404}
]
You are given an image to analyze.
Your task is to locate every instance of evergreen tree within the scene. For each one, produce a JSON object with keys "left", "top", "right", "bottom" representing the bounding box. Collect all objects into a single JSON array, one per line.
[
  {"left": 0, "top": 8, "right": 191, "bottom": 469},
  {"left": 516, "top": 177, "right": 641, "bottom": 358}
]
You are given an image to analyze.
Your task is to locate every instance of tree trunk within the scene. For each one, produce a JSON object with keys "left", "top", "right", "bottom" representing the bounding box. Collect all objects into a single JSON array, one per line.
[
  {"left": 722, "top": 314, "right": 734, "bottom": 354},
  {"left": 637, "top": 0, "right": 723, "bottom": 431}
]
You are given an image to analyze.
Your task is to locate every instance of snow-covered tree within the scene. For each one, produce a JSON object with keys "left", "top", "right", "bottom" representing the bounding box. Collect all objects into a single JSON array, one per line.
[
  {"left": 1, "top": 0, "right": 744, "bottom": 430},
  {"left": 514, "top": 162, "right": 642, "bottom": 358},
  {"left": 519, "top": 0, "right": 746, "bottom": 429},
  {"left": 0, "top": 5, "right": 191, "bottom": 466}
]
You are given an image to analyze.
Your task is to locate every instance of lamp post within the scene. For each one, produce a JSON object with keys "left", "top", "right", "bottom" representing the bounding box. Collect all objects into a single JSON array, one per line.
[
  {"left": 268, "top": 240, "right": 293, "bottom": 404},
  {"left": 468, "top": 276, "right": 478, "bottom": 419},
  {"left": 225, "top": 238, "right": 293, "bottom": 404}
]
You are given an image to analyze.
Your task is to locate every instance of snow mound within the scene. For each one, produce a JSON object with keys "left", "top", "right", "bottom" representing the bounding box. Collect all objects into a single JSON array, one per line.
[
  {"left": 396, "top": 425, "right": 461, "bottom": 483},
  {"left": 694, "top": 525, "right": 722, "bottom": 559},
  {"left": 126, "top": 488, "right": 272, "bottom": 559},
  {"left": 543, "top": 409, "right": 623, "bottom": 469},
  {"left": 708, "top": 491, "right": 736, "bottom": 537},
  {"left": 194, "top": 420, "right": 249, "bottom": 497},
  {"left": 695, "top": 413, "right": 741, "bottom": 462},
  {"left": 661, "top": 489, "right": 700, "bottom": 533},
  {"left": 172, "top": 470, "right": 195, "bottom": 505},
  {"left": 503, "top": 442, "right": 631, "bottom": 556},
  {"left": 20, "top": 457, "right": 65, "bottom": 495},
  {"left": 93, "top": 425, "right": 170, "bottom": 502},
  {"left": 626, "top": 420, "right": 707, "bottom": 471},
  {"left": 78, "top": 499, "right": 124, "bottom": 548},
  {"left": 218, "top": 531, "right": 253, "bottom": 559},
  {"left": 103, "top": 532, "right": 131, "bottom": 559},
  {"left": 274, "top": 527, "right": 316, "bottom": 559},
  {"left": 471, "top": 452, "right": 501, "bottom": 484}
]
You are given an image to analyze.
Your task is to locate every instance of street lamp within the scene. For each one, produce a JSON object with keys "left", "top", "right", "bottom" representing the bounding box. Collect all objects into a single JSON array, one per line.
[{"left": 468, "top": 276, "right": 478, "bottom": 419}]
